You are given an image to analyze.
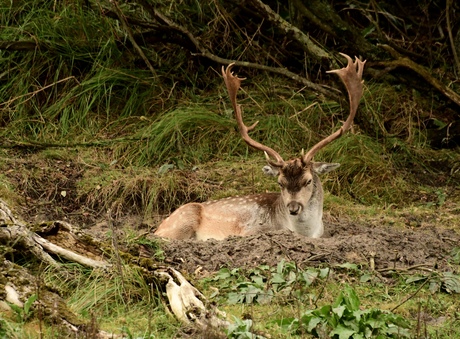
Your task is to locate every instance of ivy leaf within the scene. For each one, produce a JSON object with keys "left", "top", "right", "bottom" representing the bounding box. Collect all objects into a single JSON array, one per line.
[
  {"left": 227, "top": 292, "right": 243, "bottom": 304},
  {"left": 406, "top": 275, "right": 427, "bottom": 284},
  {"left": 336, "top": 263, "right": 358, "bottom": 271},
  {"left": 332, "top": 305, "right": 346, "bottom": 318}
]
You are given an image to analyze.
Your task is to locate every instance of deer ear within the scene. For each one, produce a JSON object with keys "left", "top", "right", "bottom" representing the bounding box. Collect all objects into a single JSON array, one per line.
[
  {"left": 312, "top": 162, "right": 340, "bottom": 174},
  {"left": 262, "top": 165, "right": 279, "bottom": 177}
]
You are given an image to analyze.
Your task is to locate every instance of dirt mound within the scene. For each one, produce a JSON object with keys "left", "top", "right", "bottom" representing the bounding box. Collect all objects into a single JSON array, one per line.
[{"left": 156, "top": 221, "right": 460, "bottom": 274}]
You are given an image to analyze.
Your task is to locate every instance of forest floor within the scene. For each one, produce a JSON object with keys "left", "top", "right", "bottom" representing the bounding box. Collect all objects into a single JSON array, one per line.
[
  {"left": 1, "top": 148, "right": 459, "bottom": 337},
  {"left": 3, "top": 149, "right": 459, "bottom": 276}
]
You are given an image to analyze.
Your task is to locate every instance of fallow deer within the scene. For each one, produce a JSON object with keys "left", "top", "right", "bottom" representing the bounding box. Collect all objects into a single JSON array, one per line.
[{"left": 155, "top": 53, "right": 366, "bottom": 240}]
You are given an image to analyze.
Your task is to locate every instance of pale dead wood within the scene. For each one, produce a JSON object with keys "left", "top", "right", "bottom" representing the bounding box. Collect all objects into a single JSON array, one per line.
[{"left": 0, "top": 199, "right": 229, "bottom": 334}]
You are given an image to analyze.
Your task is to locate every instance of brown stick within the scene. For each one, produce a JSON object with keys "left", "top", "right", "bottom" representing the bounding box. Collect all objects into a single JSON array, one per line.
[
  {"left": 378, "top": 44, "right": 460, "bottom": 109},
  {"left": 110, "top": 0, "right": 157, "bottom": 78}
]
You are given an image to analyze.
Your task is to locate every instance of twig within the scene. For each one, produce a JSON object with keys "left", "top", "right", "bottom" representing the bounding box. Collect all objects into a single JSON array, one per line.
[
  {"left": 32, "top": 234, "right": 108, "bottom": 268},
  {"left": 0, "top": 136, "right": 144, "bottom": 150},
  {"left": 390, "top": 275, "right": 431, "bottom": 312},
  {"left": 377, "top": 44, "right": 460, "bottom": 108},
  {"left": 246, "top": 0, "right": 332, "bottom": 65},
  {"left": 110, "top": 0, "right": 157, "bottom": 78},
  {"left": 150, "top": 8, "right": 343, "bottom": 104},
  {"left": 0, "top": 76, "right": 77, "bottom": 108},
  {"left": 446, "top": 0, "right": 460, "bottom": 76},
  {"left": 313, "top": 265, "right": 331, "bottom": 308},
  {"left": 377, "top": 263, "right": 434, "bottom": 273},
  {"left": 107, "top": 208, "right": 126, "bottom": 292}
]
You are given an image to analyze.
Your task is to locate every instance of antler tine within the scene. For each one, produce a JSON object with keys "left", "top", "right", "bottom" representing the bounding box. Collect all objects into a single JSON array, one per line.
[
  {"left": 303, "top": 53, "right": 366, "bottom": 164},
  {"left": 222, "top": 63, "right": 285, "bottom": 167}
]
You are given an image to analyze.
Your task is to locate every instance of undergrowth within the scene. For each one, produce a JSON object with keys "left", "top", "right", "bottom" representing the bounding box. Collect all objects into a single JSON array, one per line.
[
  {"left": 204, "top": 259, "right": 460, "bottom": 339},
  {"left": 2, "top": 253, "right": 459, "bottom": 338},
  {"left": 2, "top": 0, "right": 459, "bottom": 209}
]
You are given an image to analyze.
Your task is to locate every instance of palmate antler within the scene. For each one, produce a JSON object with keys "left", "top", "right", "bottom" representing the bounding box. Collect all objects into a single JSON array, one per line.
[
  {"left": 222, "top": 64, "right": 285, "bottom": 167},
  {"left": 222, "top": 53, "right": 366, "bottom": 166},
  {"left": 303, "top": 53, "right": 366, "bottom": 163}
]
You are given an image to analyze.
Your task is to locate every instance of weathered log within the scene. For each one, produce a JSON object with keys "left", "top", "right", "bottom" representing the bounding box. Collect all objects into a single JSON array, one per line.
[{"left": 0, "top": 199, "right": 229, "bottom": 335}]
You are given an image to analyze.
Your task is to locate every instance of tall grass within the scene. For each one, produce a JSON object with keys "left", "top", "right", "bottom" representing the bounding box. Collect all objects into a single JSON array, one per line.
[{"left": 1, "top": 0, "right": 455, "bottom": 212}]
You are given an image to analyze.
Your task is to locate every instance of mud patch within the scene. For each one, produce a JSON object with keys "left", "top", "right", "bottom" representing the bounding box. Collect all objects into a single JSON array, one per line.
[{"left": 156, "top": 221, "right": 460, "bottom": 274}]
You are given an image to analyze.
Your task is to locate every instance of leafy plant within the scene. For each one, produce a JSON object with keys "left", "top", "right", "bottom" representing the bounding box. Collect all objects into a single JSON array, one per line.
[
  {"left": 211, "top": 261, "right": 328, "bottom": 305},
  {"left": 225, "top": 317, "right": 267, "bottom": 339},
  {"left": 405, "top": 271, "right": 460, "bottom": 294},
  {"left": 450, "top": 247, "right": 460, "bottom": 265},
  {"left": 7, "top": 294, "right": 37, "bottom": 323},
  {"left": 279, "top": 285, "right": 411, "bottom": 338}
]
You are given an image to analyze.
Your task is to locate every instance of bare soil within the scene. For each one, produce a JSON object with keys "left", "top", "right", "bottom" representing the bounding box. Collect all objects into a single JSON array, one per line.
[{"left": 155, "top": 220, "right": 459, "bottom": 274}]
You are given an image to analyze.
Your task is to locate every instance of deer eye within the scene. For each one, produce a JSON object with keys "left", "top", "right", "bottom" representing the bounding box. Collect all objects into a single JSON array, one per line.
[
  {"left": 278, "top": 182, "right": 284, "bottom": 188},
  {"left": 306, "top": 179, "right": 312, "bottom": 186}
]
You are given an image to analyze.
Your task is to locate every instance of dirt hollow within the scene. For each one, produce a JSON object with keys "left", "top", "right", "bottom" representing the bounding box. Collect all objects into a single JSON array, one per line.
[
  {"left": 3, "top": 154, "right": 459, "bottom": 275},
  {"left": 155, "top": 220, "right": 460, "bottom": 274}
]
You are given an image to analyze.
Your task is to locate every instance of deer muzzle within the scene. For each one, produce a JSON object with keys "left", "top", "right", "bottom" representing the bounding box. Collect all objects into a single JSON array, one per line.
[{"left": 287, "top": 201, "right": 302, "bottom": 215}]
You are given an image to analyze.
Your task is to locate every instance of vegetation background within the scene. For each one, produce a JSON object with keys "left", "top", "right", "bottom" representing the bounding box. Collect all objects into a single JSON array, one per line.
[{"left": 1, "top": 0, "right": 459, "bottom": 338}]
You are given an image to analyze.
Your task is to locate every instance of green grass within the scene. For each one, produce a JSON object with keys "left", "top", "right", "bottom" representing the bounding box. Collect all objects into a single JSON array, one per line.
[
  {"left": 1, "top": 1, "right": 459, "bottom": 337},
  {"left": 198, "top": 261, "right": 460, "bottom": 338},
  {"left": 2, "top": 253, "right": 458, "bottom": 338}
]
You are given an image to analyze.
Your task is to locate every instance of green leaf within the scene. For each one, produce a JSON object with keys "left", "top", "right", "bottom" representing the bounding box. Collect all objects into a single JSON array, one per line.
[
  {"left": 329, "top": 324, "right": 356, "bottom": 339},
  {"left": 23, "top": 294, "right": 37, "bottom": 315},
  {"left": 359, "top": 274, "right": 373, "bottom": 283},
  {"left": 212, "top": 267, "right": 234, "bottom": 281},
  {"left": 8, "top": 303, "right": 23, "bottom": 315},
  {"left": 333, "top": 291, "right": 344, "bottom": 308},
  {"left": 256, "top": 289, "right": 273, "bottom": 304},
  {"left": 245, "top": 285, "right": 263, "bottom": 304},
  {"left": 405, "top": 275, "right": 427, "bottom": 284},
  {"left": 274, "top": 317, "right": 297, "bottom": 330},
  {"left": 276, "top": 259, "right": 286, "bottom": 274},
  {"left": 302, "top": 269, "right": 319, "bottom": 285},
  {"left": 251, "top": 275, "right": 264, "bottom": 286},
  {"left": 271, "top": 273, "right": 286, "bottom": 284},
  {"left": 386, "top": 324, "right": 412, "bottom": 337},
  {"left": 450, "top": 247, "right": 460, "bottom": 264},
  {"left": 227, "top": 292, "right": 243, "bottom": 304},
  {"left": 157, "top": 163, "right": 175, "bottom": 174},
  {"left": 319, "top": 267, "right": 330, "bottom": 278},
  {"left": 366, "top": 318, "right": 384, "bottom": 329},
  {"left": 307, "top": 316, "right": 323, "bottom": 332},
  {"left": 332, "top": 305, "right": 346, "bottom": 318},
  {"left": 336, "top": 263, "right": 358, "bottom": 270},
  {"left": 314, "top": 305, "right": 332, "bottom": 318},
  {"left": 440, "top": 272, "right": 460, "bottom": 293},
  {"left": 343, "top": 286, "right": 360, "bottom": 311},
  {"left": 429, "top": 281, "right": 440, "bottom": 294}
]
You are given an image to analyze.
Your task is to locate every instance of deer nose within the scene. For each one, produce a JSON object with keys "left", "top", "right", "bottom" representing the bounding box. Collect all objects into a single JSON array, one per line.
[{"left": 287, "top": 202, "right": 302, "bottom": 215}]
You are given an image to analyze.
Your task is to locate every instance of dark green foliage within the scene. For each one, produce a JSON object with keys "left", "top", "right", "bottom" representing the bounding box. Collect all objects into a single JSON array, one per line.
[
  {"left": 210, "top": 260, "right": 329, "bottom": 305},
  {"left": 1, "top": 0, "right": 459, "bottom": 209},
  {"left": 281, "top": 286, "right": 411, "bottom": 338}
]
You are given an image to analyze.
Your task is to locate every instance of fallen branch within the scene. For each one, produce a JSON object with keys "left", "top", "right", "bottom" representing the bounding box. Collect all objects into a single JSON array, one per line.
[
  {"left": 245, "top": 0, "right": 333, "bottom": 65},
  {"left": 377, "top": 44, "right": 460, "bottom": 109},
  {"left": 109, "top": 0, "right": 157, "bottom": 78},
  {"left": 141, "top": 5, "right": 343, "bottom": 103}
]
